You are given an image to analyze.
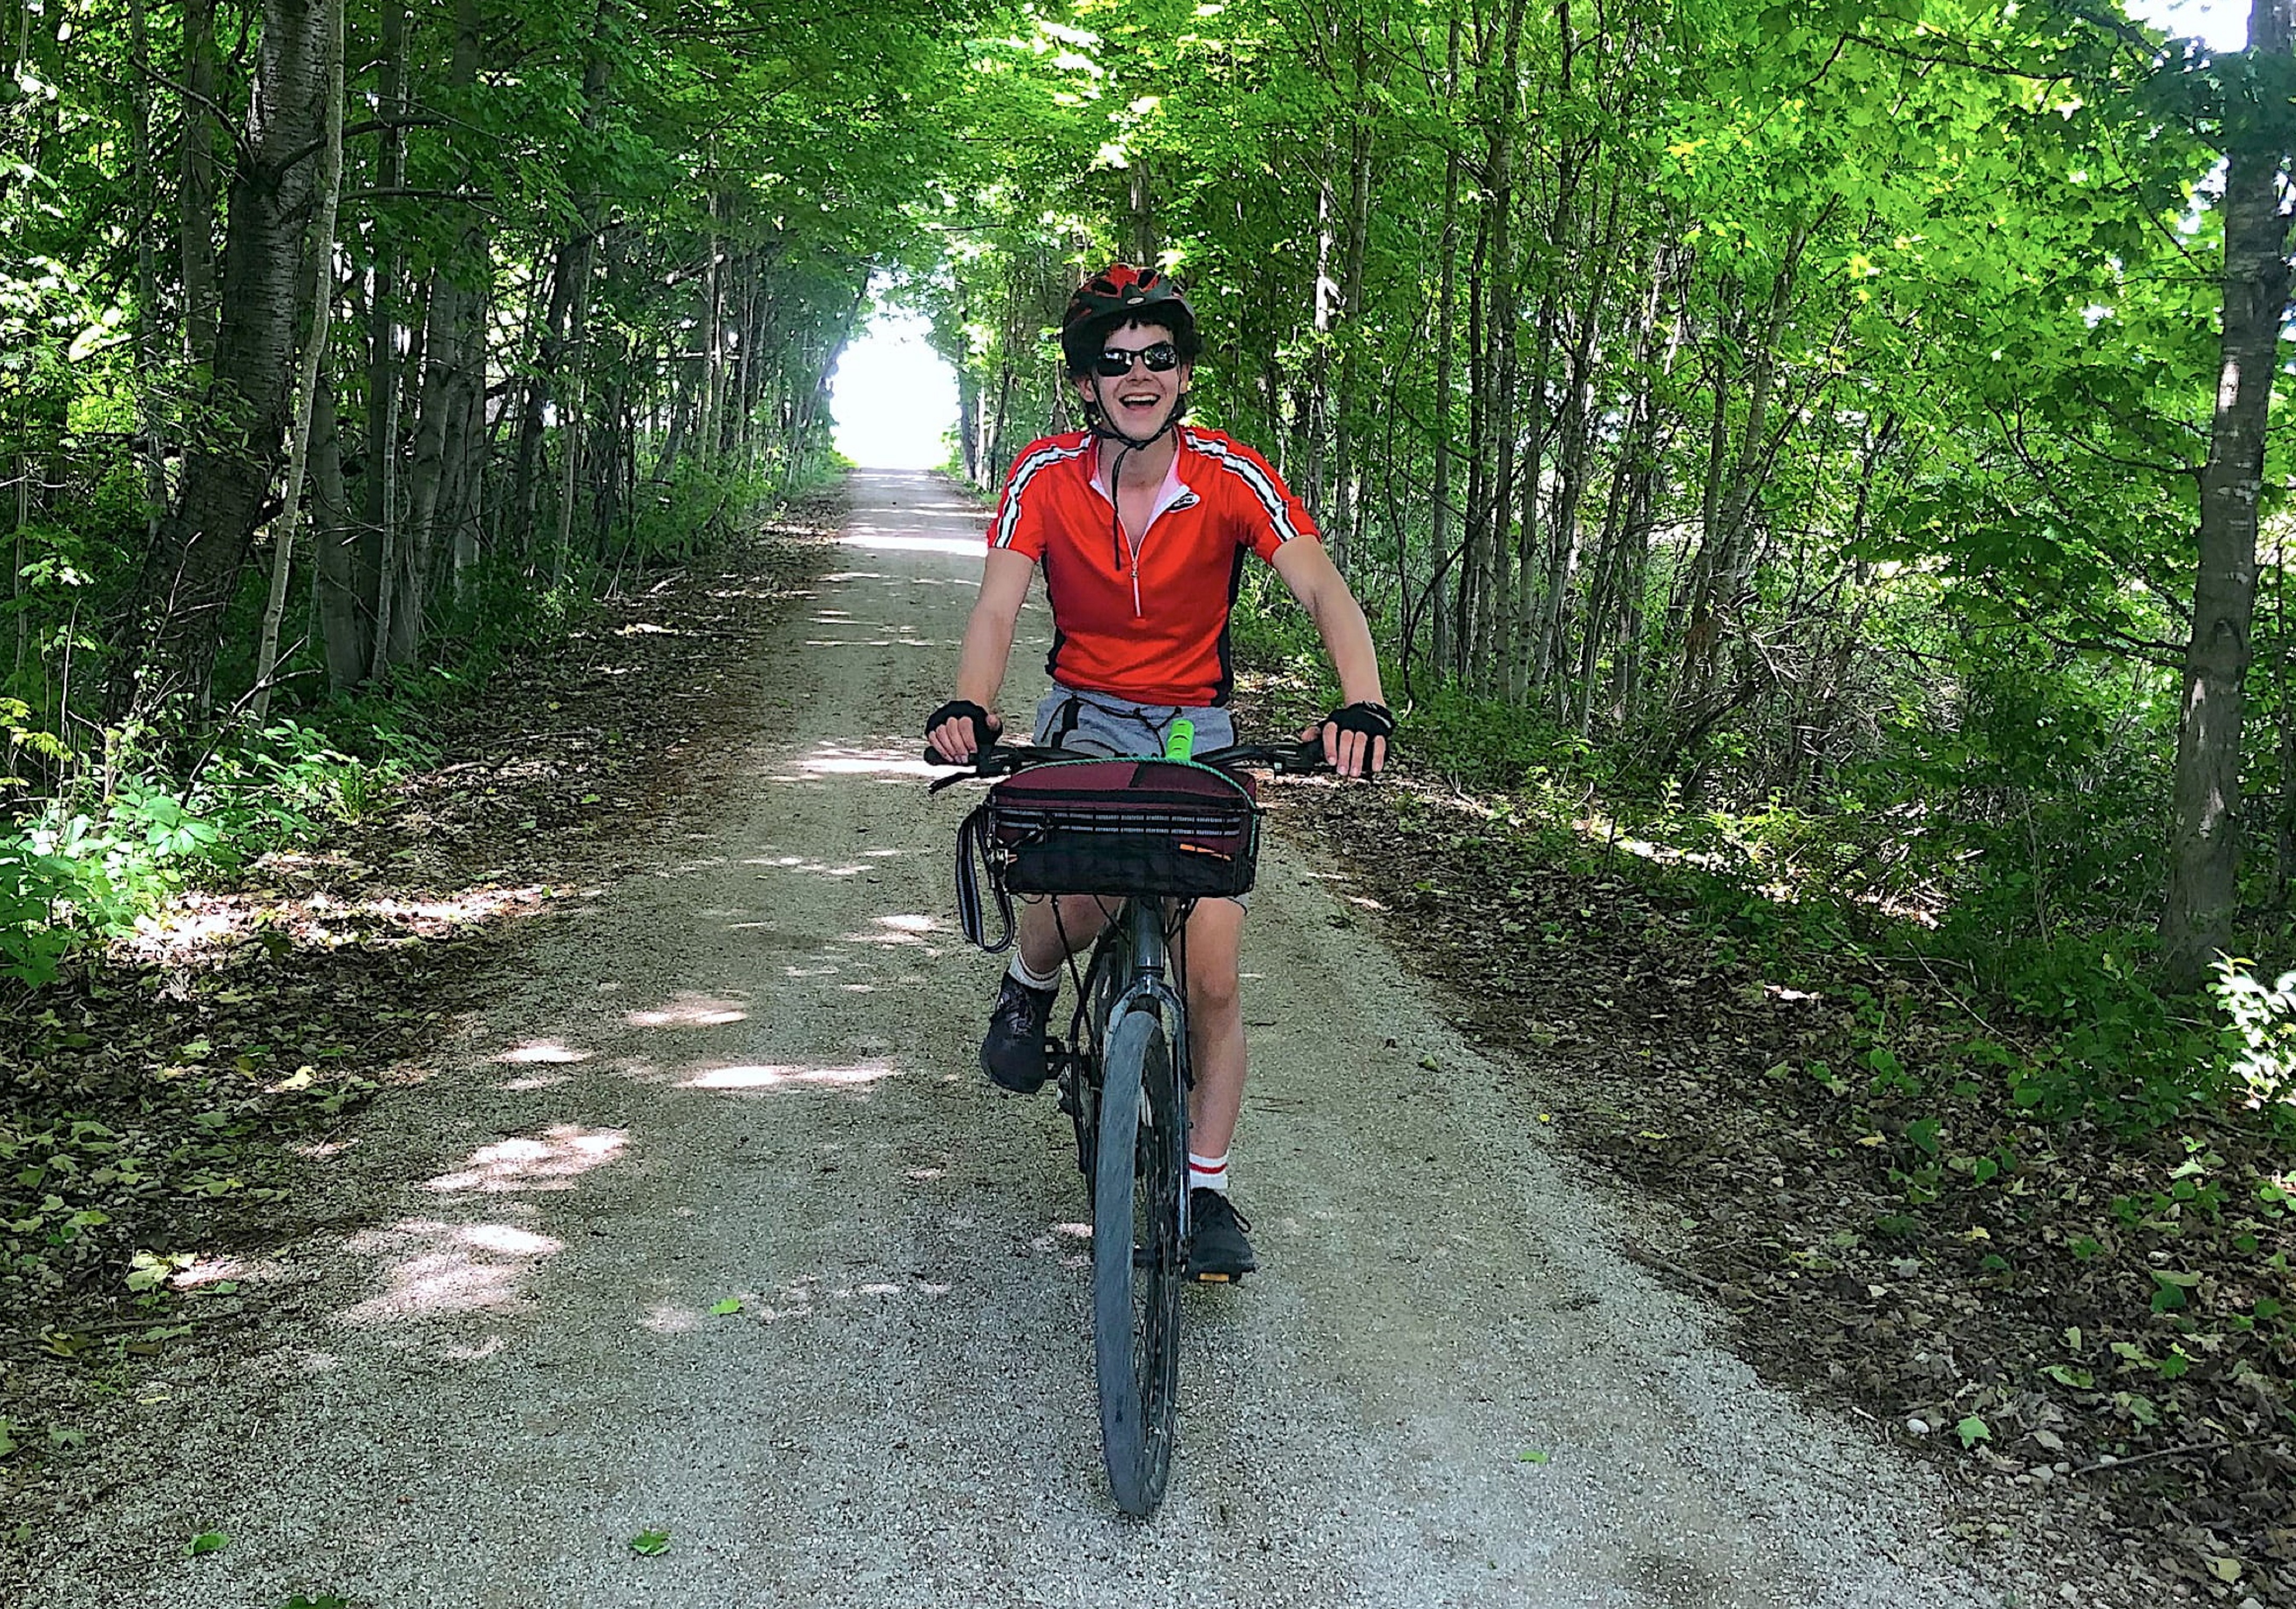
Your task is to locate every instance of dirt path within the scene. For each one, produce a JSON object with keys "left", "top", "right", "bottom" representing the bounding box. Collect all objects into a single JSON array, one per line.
[{"left": 20, "top": 470, "right": 2041, "bottom": 1609}]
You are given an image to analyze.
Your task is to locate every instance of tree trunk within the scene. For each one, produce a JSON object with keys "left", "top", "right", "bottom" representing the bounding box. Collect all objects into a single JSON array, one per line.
[
  {"left": 127, "top": 0, "right": 167, "bottom": 545},
  {"left": 313, "top": 365, "right": 370, "bottom": 690},
  {"left": 1329, "top": 65, "right": 1375, "bottom": 575},
  {"left": 1470, "top": 0, "right": 1526, "bottom": 692},
  {"left": 106, "top": 0, "right": 334, "bottom": 725},
  {"left": 364, "top": 3, "right": 409, "bottom": 682},
  {"left": 1425, "top": 14, "right": 1463, "bottom": 689},
  {"left": 251, "top": 0, "right": 344, "bottom": 724},
  {"left": 511, "top": 243, "right": 577, "bottom": 555},
  {"left": 1456, "top": 199, "right": 1489, "bottom": 686},
  {"left": 2160, "top": 0, "right": 2296, "bottom": 989},
  {"left": 388, "top": 0, "right": 484, "bottom": 665},
  {"left": 179, "top": 0, "right": 222, "bottom": 372}
]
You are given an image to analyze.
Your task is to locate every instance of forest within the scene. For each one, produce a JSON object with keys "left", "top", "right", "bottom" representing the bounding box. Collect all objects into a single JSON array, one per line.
[
  {"left": 1, "top": 0, "right": 2293, "bottom": 1091},
  {"left": 2, "top": 0, "right": 963, "bottom": 981},
  {"left": 14, "top": 0, "right": 2296, "bottom": 1022}
]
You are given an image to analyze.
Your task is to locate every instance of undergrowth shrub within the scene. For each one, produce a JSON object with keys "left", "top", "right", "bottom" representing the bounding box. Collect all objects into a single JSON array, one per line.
[
  {"left": 1229, "top": 585, "right": 2261, "bottom": 1134},
  {"left": 0, "top": 717, "right": 430, "bottom": 986},
  {"left": 2215, "top": 958, "right": 2296, "bottom": 1126}
]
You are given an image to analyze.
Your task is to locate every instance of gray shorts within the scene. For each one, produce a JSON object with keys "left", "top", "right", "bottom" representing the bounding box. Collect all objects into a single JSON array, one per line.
[
  {"left": 1029, "top": 686, "right": 1248, "bottom": 910},
  {"left": 1030, "top": 685, "right": 1237, "bottom": 758}
]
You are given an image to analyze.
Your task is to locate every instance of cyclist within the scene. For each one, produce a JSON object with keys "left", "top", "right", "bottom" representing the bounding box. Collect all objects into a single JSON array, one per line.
[{"left": 927, "top": 263, "right": 1391, "bottom": 1282}]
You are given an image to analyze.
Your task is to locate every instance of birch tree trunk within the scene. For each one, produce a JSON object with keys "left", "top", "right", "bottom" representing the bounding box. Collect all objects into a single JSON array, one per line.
[
  {"left": 251, "top": 0, "right": 344, "bottom": 725},
  {"left": 1425, "top": 21, "right": 1463, "bottom": 686},
  {"left": 2160, "top": 0, "right": 2296, "bottom": 989}
]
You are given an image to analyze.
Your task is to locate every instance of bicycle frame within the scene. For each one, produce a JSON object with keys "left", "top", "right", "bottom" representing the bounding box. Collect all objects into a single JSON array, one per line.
[{"left": 1060, "top": 897, "right": 1193, "bottom": 1185}]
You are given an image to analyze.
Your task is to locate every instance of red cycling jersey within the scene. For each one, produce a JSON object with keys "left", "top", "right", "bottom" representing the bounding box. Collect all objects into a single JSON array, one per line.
[{"left": 985, "top": 426, "right": 1319, "bottom": 707}]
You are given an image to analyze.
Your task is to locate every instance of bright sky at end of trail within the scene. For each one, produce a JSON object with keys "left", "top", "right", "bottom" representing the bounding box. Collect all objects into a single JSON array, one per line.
[
  {"left": 2124, "top": 0, "right": 2249, "bottom": 49},
  {"left": 831, "top": 313, "right": 959, "bottom": 471}
]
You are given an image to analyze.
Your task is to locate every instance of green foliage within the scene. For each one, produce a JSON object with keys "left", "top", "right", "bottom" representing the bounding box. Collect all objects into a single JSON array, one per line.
[
  {"left": 2213, "top": 958, "right": 2296, "bottom": 1118},
  {"left": 1238, "top": 587, "right": 2242, "bottom": 1133},
  {"left": 0, "top": 718, "right": 428, "bottom": 985}
]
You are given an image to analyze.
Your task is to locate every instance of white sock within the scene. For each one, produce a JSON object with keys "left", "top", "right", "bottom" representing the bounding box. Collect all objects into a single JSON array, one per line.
[
  {"left": 1188, "top": 1150, "right": 1230, "bottom": 1194},
  {"left": 1008, "top": 952, "right": 1060, "bottom": 994}
]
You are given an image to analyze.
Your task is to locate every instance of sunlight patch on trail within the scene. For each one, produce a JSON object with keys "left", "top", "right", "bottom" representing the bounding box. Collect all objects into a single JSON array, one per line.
[
  {"left": 495, "top": 1040, "right": 592, "bottom": 1064},
  {"left": 781, "top": 744, "right": 941, "bottom": 781},
  {"left": 839, "top": 531, "right": 982, "bottom": 558},
  {"left": 338, "top": 1218, "right": 567, "bottom": 1324},
  {"left": 423, "top": 1125, "right": 628, "bottom": 1195},
  {"left": 674, "top": 1061, "right": 899, "bottom": 1092},
  {"left": 625, "top": 992, "right": 749, "bottom": 1028}
]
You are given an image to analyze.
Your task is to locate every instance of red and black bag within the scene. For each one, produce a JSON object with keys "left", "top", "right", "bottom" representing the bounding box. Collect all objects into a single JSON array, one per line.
[{"left": 954, "top": 758, "right": 1260, "bottom": 950}]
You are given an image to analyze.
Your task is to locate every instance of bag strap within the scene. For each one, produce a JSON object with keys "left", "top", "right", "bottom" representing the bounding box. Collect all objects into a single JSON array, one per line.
[{"left": 954, "top": 798, "right": 1015, "bottom": 952}]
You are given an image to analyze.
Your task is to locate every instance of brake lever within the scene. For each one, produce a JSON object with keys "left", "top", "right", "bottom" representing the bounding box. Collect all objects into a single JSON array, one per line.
[{"left": 1263, "top": 738, "right": 1333, "bottom": 775}]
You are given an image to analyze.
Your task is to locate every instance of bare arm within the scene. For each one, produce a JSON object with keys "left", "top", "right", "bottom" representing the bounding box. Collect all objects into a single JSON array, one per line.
[
  {"left": 1270, "top": 537, "right": 1389, "bottom": 776},
  {"left": 928, "top": 548, "right": 1037, "bottom": 761}
]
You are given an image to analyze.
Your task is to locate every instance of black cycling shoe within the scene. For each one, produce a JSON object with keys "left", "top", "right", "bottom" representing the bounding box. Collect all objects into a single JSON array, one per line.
[
  {"left": 980, "top": 974, "right": 1058, "bottom": 1094},
  {"left": 1185, "top": 1189, "right": 1257, "bottom": 1282}
]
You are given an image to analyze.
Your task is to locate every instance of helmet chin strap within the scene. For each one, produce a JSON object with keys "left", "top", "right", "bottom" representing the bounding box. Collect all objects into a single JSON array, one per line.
[
  {"left": 1085, "top": 385, "right": 1187, "bottom": 453},
  {"left": 1088, "top": 389, "right": 1188, "bottom": 586}
]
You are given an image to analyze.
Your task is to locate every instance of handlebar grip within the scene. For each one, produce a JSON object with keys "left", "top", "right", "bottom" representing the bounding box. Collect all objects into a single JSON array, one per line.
[{"left": 1280, "top": 737, "right": 1329, "bottom": 773}]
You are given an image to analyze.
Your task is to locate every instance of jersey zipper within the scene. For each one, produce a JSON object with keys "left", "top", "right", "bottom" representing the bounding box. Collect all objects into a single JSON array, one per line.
[{"left": 1100, "top": 460, "right": 1198, "bottom": 620}]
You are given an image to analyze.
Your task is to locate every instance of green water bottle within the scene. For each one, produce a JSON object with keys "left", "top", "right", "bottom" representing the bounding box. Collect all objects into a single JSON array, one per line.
[{"left": 1164, "top": 718, "right": 1196, "bottom": 761}]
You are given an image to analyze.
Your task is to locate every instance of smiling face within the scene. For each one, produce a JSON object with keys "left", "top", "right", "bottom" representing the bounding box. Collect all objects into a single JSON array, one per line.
[{"left": 1074, "top": 317, "right": 1193, "bottom": 439}]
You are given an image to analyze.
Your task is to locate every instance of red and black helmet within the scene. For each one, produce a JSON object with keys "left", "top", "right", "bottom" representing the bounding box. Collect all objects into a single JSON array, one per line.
[{"left": 1059, "top": 263, "right": 1200, "bottom": 376}]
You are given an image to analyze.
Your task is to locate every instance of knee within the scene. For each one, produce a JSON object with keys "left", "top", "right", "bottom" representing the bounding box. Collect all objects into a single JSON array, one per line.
[{"left": 1189, "top": 960, "right": 1240, "bottom": 1019}]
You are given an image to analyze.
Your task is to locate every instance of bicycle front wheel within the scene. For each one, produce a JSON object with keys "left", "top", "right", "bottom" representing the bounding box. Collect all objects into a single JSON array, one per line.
[
  {"left": 1092, "top": 1003, "right": 1186, "bottom": 1517},
  {"left": 1067, "top": 917, "right": 1133, "bottom": 1195}
]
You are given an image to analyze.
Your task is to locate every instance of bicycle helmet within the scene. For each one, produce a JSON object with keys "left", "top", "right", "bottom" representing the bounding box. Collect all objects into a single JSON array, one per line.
[{"left": 1059, "top": 263, "right": 1201, "bottom": 377}]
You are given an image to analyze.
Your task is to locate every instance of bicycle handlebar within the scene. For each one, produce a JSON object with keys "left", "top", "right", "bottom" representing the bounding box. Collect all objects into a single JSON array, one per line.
[{"left": 923, "top": 736, "right": 1332, "bottom": 779}]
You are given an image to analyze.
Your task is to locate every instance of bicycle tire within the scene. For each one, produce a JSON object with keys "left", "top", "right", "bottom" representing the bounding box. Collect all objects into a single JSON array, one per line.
[
  {"left": 1068, "top": 919, "right": 1132, "bottom": 1194},
  {"left": 1092, "top": 1002, "right": 1186, "bottom": 1517}
]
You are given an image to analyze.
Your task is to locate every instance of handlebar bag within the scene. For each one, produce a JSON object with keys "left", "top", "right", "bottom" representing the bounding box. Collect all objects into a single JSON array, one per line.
[{"left": 954, "top": 758, "right": 1260, "bottom": 950}]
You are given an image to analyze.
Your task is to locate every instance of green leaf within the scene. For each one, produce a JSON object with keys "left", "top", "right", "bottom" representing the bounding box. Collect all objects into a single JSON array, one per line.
[
  {"left": 709, "top": 1298, "right": 743, "bottom": 1316},
  {"left": 630, "top": 1529, "right": 671, "bottom": 1556},
  {"left": 186, "top": 1531, "right": 229, "bottom": 1557},
  {"left": 1516, "top": 1449, "right": 1549, "bottom": 1463},
  {"left": 1954, "top": 1415, "right": 1991, "bottom": 1448}
]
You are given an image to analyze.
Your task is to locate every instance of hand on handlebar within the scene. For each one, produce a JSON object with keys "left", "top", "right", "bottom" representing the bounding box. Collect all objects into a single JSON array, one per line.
[
  {"left": 1300, "top": 700, "right": 1392, "bottom": 779},
  {"left": 926, "top": 699, "right": 1003, "bottom": 765}
]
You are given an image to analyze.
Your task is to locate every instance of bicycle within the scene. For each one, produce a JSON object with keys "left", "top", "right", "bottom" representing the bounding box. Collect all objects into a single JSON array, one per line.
[{"left": 930, "top": 728, "right": 1328, "bottom": 1516}]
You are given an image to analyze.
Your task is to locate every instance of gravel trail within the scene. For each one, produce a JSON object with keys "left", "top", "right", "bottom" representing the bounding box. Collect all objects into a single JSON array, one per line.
[{"left": 22, "top": 469, "right": 2037, "bottom": 1609}]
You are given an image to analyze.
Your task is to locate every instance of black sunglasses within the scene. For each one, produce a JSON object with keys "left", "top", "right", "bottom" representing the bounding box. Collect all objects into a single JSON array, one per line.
[{"left": 1093, "top": 341, "right": 1181, "bottom": 377}]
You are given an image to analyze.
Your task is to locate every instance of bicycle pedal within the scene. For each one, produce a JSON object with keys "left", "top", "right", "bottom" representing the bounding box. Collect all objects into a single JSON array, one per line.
[{"left": 1188, "top": 1270, "right": 1241, "bottom": 1284}]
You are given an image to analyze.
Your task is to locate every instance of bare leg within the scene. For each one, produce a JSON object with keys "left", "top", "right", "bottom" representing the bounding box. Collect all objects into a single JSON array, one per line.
[
  {"left": 1180, "top": 898, "right": 1247, "bottom": 1159},
  {"left": 1016, "top": 893, "right": 1118, "bottom": 978}
]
